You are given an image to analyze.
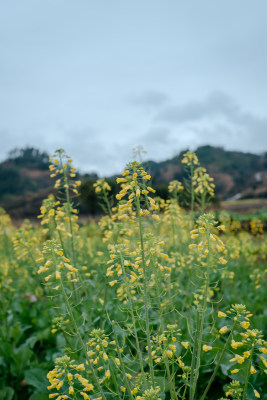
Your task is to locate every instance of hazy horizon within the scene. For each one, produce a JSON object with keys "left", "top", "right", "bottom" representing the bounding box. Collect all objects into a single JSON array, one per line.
[{"left": 2, "top": 143, "right": 266, "bottom": 179}]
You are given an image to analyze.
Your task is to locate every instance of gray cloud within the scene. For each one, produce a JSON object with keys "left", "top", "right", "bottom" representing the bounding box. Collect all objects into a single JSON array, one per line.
[
  {"left": 155, "top": 92, "right": 240, "bottom": 124},
  {"left": 143, "top": 127, "right": 171, "bottom": 144},
  {"left": 151, "top": 92, "right": 267, "bottom": 154},
  {"left": 128, "top": 90, "right": 170, "bottom": 109}
]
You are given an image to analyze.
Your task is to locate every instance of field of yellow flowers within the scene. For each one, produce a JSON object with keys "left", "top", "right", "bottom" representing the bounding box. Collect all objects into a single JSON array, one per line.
[{"left": 0, "top": 150, "right": 266, "bottom": 400}]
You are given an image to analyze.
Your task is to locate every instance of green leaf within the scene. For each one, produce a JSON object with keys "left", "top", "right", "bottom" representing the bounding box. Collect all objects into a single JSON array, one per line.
[
  {"left": 0, "top": 386, "right": 14, "bottom": 400},
  {"left": 10, "top": 347, "right": 34, "bottom": 377},
  {"left": 20, "top": 336, "right": 38, "bottom": 349},
  {"left": 28, "top": 393, "right": 49, "bottom": 400},
  {"left": 0, "top": 344, "right": 13, "bottom": 361},
  {"left": 25, "top": 369, "right": 48, "bottom": 392}
]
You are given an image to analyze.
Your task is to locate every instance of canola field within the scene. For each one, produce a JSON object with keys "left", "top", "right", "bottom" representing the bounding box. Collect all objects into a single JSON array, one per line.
[{"left": 0, "top": 150, "right": 266, "bottom": 400}]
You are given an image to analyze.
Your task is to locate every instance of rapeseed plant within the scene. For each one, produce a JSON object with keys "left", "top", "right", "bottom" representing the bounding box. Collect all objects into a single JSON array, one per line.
[{"left": 1, "top": 150, "right": 266, "bottom": 400}]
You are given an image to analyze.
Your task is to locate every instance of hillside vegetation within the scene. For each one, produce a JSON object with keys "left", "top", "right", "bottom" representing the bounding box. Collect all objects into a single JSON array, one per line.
[
  {"left": 144, "top": 146, "right": 267, "bottom": 200},
  {"left": 1, "top": 146, "right": 267, "bottom": 218}
]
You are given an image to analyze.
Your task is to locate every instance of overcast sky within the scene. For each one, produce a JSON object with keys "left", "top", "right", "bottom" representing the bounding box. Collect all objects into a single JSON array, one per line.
[{"left": 1, "top": 0, "right": 267, "bottom": 175}]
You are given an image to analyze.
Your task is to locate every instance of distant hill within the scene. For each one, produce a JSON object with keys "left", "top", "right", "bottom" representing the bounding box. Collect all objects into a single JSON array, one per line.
[
  {"left": 1, "top": 145, "right": 267, "bottom": 218},
  {"left": 144, "top": 145, "right": 267, "bottom": 200},
  {"left": 0, "top": 148, "right": 53, "bottom": 218}
]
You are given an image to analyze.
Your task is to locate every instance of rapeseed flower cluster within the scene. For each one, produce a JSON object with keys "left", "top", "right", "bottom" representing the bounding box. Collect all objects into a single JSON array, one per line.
[
  {"left": 47, "top": 355, "right": 94, "bottom": 399},
  {"left": 37, "top": 239, "right": 78, "bottom": 287}
]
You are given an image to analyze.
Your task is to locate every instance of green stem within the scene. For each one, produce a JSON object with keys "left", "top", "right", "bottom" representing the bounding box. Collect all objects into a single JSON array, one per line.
[
  {"left": 59, "top": 280, "right": 107, "bottom": 400},
  {"left": 190, "top": 164, "right": 195, "bottom": 213},
  {"left": 64, "top": 367, "right": 78, "bottom": 400},
  {"left": 189, "top": 310, "right": 200, "bottom": 400},
  {"left": 155, "top": 283, "right": 178, "bottom": 400},
  {"left": 103, "top": 189, "right": 112, "bottom": 217},
  {"left": 53, "top": 215, "right": 65, "bottom": 253},
  {"left": 242, "top": 340, "right": 255, "bottom": 400},
  {"left": 170, "top": 206, "right": 176, "bottom": 249},
  {"left": 100, "top": 275, "right": 108, "bottom": 329},
  {"left": 182, "top": 373, "right": 189, "bottom": 400},
  {"left": 59, "top": 154, "right": 79, "bottom": 301},
  {"left": 181, "top": 269, "right": 191, "bottom": 315},
  {"left": 60, "top": 154, "right": 76, "bottom": 266},
  {"left": 200, "top": 320, "right": 237, "bottom": 400},
  {"left": 120, "top": 253, "right": 146, "bottom": 382},
  {"left": 101, "top": 344, "right": 121, "bottom": 399},
  {"left": 192, "top": 270, "right": 210, "bottom": 398},
  {"left": 136, "top": 195, "right": 155, "bottom": 386},
  {"left": 164, "top": 354, "right": 179, "bottom": 400},
  {"left": 112, "top": 321, "right": 134, "bottom": 400},
  {"left": 201, "top": 193, "right": 205, "bottom": 214}
]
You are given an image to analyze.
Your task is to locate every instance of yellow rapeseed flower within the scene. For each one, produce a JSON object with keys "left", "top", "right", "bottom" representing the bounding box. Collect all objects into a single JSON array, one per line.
[
  {"left": 240, "top": 321, "right": 250, "bottom": 329},
  {"left": 218, "top": 311, "right": 227, "bottom": 318},
  {"left": 76, "top": 364, "right": 85, "bottom": 370},
  {"left": 219, "top": 326, "right": 229, "bottom": 334},
  {"left": 181, "top": 341, "right": 190, "bottom": 349},
  {"left": 203, "top": 345, "right": 212, "bottom": 352},
  {"left": 105, "top": 369, "right": 110, "bottom": 379}
]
